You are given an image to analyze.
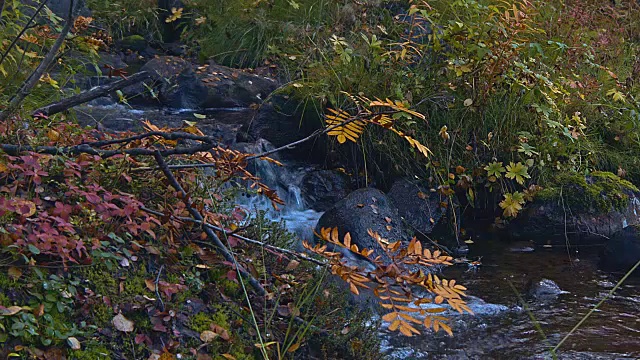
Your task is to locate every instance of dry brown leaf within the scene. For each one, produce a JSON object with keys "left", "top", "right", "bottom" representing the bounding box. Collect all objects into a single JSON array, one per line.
[
  {"left": 8, "top": 266, "right": 22, "bottom": 281},
  {"left": 285, "top": 260, "right": 300, "bottom": 271},
  {"left": 145, "top": 279, "right": 156, "bottom": 292},
  {"left": 200, "top": 330, "right": 218, "bottom": 343},
  {"left": 112, "top": 313, "right": 134, "bottom": 332},
  {"left": 287, "top": 342, "right": 301, "bottom": 353},
  {"left": 0, "top": 306, "right": 23, "bottom": 316}
]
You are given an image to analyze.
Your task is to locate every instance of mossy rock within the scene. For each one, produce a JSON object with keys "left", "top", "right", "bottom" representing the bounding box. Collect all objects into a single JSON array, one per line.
[
  {"left": 118, "top": 35, "right": 148, "bottom": 52},
  {"left": 536, "top": 171, "right": 638, "bottom": 212},
  {"left": 514, "top": 172, "right": 640, "bottom": 246}
]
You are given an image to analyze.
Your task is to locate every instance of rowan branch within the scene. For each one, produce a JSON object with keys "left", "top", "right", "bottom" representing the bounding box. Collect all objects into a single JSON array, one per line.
[{"left": 131, "top": 112, "right": 378, "bottom": 172}]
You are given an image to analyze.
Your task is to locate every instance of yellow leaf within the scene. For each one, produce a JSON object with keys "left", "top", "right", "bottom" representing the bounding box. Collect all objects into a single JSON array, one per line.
[
  {"left": 47, "top": 129, "right": 60, "bottom": 141},
  {"left": 165, "top": 7, "right": 183, "bottom": 23},
  {"left": 8, "top": 267, "right": 22, "bottom": 281},
  {"left": 389, "top": 319, "right": 401, "bottom": 331},
  {"left": 381, "top": 311, "right": 398, "bottom": 322},
  {"left": 287, "top": 342, "right": 301, "bottom": 353}
]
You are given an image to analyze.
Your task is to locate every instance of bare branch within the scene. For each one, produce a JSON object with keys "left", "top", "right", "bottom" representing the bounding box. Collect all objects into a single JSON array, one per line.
[{"left": 0, "top": 141, "right": 216, "bottom": 158}]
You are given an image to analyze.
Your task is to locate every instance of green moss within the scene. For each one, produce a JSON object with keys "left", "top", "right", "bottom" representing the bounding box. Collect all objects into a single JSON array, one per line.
[
  {"left": 537, "top": 171, "right": 638, "bottom": 211},
  {"left": 0, "top": 292, "right": 9, "bottom": 306},
  {"left": 82, "top": 264, "right": 149, "bottom": 303},
  {"left": 70, "top": 343, "right": 111, "bottom": 359},
  {"left": 91, "top": 303, "right": 113, "bottom": 327},
  {"left": 81, "top": 265, "right": 118, "bottom": 298},
  {"left": 188, "top": 304, "right": 230, "bottom": 333},
  {"left": 186, "top": 305, "right": 255, "bottom": 360},
  {"left": 118, "top": 35, "right": 147, "bottom": 52}
]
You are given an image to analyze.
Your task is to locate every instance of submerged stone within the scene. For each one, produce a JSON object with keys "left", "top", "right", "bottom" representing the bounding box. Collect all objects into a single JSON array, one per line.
[{"left": 527, "top": 278, "right": 568, "bottom": 301}]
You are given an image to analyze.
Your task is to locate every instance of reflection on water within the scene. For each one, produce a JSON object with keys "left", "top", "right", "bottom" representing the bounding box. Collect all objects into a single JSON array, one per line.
[{"left": 382, "top": 236, "right": 640, "bottom": 359}]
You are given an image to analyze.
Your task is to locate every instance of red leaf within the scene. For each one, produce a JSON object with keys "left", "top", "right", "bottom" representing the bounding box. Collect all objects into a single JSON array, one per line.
[{"left": 226, "top": 270, "right": 237, "bottom": 283}]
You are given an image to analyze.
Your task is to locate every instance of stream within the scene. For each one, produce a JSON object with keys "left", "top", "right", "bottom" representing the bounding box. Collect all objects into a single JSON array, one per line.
[
  {"left": 75, "top": 102, "right": 640, "bottom": 360},
  {"left": 233, "top": 147, "right": 640, "bottom": 360},
  {"left": 241, "top": 150, "right": 640, "bottom": 360}
]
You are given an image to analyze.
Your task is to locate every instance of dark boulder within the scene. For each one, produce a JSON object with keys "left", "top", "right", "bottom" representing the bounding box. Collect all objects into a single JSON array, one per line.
[
  {"left": 315, "top": 188, "right": 412, "bottom": 262},
  {"left": 122, "top": 56, "right": 193, "bottom": 106},
  {"left": 248, "top": 93, "right": 325, "bottom": 160},
  {"left": 387, "top": 178, "right": 445, "bottom": 236},
  {"left": 159, "top": 68, "right": 209, "bottom": 109},
  {"left": 301, "top": 170, "right": 352, "bottom": 212},
  {"left": 601, "top": 225, "right": 640, "bottom": 273},
  {"left": 513, "top": 172, "right": 640, "bottom": 246},
  {"left": 122, "top": 57, "right": 279, "bottom": 110},
  {"left": 200, "top": 62, "right": 277, "bottom": 108}
]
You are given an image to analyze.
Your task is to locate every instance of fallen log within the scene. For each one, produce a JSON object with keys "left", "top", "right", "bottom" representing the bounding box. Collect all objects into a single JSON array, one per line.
[{"left": 32, "top": 70, "right": 150, "bottom": 117}]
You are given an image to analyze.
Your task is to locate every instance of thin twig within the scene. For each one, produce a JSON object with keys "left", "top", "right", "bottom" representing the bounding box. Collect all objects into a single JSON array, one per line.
[
  {"left": 0, "top": 0, "right": 75, "bottom": 122},
  {"left": 152, "top": 151, "right": 266, "bottom": 296},
  {"left": 133, "top": 111, "right": 397, "bottom": 171},
  {"left": 552, "top": 258, "right": 640, "bottom": 354},
  {"left": 155, "top": 264, "right": 165, "bottom": 311},
  {"left": 140, "top": 206, "right": 327, "bottom": 266},
  {"left": 0, "top": 0, "right": 50, "bottom": 68}
]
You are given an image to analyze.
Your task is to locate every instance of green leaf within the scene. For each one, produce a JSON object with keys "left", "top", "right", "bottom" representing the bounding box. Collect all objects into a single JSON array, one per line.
[
  {"left": 499, "top": 192, "right": 526, "bottom": 217},
  {"left": 27, "top": 244, "right": 40, "bottom": 255},
  {"left": 484, "top": 162, "right": 505, "bottom": 178},
  {"left": 505, "top": 162, "right": 530, "bottom": 185},
  {"left": 193, "top": 113, "right": 206, "bottom": 119}
]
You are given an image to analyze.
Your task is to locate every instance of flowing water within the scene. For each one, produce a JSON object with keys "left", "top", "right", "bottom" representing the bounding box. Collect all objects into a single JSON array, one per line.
[
  {"left": 382, "top": 238, "right": 640, "bottom": 359},
  {"left": 79, "top": 102, "right": 640, "bottom": 360}
]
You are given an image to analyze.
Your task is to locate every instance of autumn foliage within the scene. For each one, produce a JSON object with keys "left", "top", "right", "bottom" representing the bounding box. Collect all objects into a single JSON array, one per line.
[{"left": 305, "top": 227, "right": 472, "bottom": 337}]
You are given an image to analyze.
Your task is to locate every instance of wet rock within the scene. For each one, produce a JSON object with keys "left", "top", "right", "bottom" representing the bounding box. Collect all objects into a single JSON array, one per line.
[
  {"left": 315, "top": 188, "right": 412, "bottom": 262},
  {"left": 387, "top": 178, "right": 445, "bottom": 235},
  {"left": 200, "top": 61, "right": 278, "bottom": 108},
  {"left": 301, "top": 170, "right": 352, "bottom": 211},
  {"left": 248, "top": 93, "right": 325, "bottom": 158},
  {"left": 600, "top": 225, "right": 640, "bottom": 273},
  {"left": 159, "top": 68, "right": 209, "bottom": 109},
  {"left": 122, "top": 57, "right": 278, "bottom": 110},
  {"left": 122, "top": 56, "right": 192, "bottom": 106},
  {"left": 514, "top": 172, "right": 640, "bottom": 246},
  {"left": 527, "top": 279, "right": 568, "bottom": 301}
]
